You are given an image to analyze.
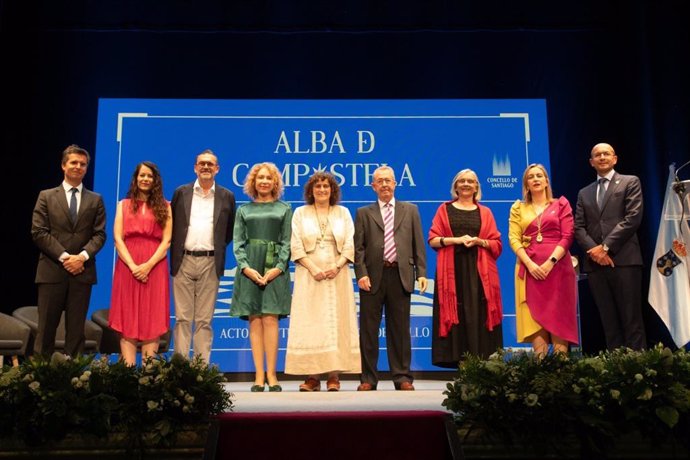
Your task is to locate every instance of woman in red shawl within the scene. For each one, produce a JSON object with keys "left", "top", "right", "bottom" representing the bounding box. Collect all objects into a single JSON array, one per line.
[
  {"left": 508, "top": 164, "right": 578, "bottom": 356},
  {"left": 428, "top": 169, "right": 503, "bottom": 366}
]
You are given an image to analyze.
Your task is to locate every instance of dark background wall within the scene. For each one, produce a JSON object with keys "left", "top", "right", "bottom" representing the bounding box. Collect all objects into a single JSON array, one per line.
[{"left": 2, "top": 0, "right": 688, "bottom": 353}]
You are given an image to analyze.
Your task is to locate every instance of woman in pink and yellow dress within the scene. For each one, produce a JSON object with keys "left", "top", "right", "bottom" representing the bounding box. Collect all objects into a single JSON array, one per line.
[{"left": 508, "top": 164, "right": 578, "bottom": 356}]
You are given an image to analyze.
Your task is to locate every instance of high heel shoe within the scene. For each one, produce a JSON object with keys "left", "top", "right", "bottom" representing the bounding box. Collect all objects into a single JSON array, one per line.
[
  {"left": 250, "top": 383, "right": 266, "bottom": 392},
  {"left": 268, "top": 384, "right": 282, "bottom": 392}
]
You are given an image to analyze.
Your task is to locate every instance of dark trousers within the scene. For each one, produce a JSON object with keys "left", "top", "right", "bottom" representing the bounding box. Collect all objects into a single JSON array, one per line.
[
  {"left": 36, "top": 279, "right": 92, "bottom": 356},
  {"left": 587, "top": 265, "right": 646, "bottom": 350},
  {"left": 358, "top": 266, "right": 413, "bottom": 387}
]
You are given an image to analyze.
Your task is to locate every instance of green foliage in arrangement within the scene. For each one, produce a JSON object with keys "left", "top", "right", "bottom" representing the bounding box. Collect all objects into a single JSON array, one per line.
[
  {"left": 443, "top": 345, "right": 690, "bottom": 457},
  {"left": 0, "top": 353, "right": 233, "bottom": 448}
]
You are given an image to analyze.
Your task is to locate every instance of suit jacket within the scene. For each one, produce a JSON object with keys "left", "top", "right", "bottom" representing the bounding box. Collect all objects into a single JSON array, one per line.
[
  {"left": 170, "top": 182, "right": 236, "bottom": 278},
  {"left": 31, "top": 185, "right": 106, "bottom": 284},
  {"left": 354, "top": 200, "right": 427, "bottom": 294},
  {"left": 574, "top": 172, "right": 643, "bottom": 271}
]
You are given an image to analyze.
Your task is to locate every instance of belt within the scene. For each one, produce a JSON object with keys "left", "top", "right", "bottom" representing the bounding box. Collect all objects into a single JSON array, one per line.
[
  {"left": 184, "top": 249, "right": 215, "bottom": 257},
  {"left": 383, "top": 260, "right": 398, "bottom": 267}
]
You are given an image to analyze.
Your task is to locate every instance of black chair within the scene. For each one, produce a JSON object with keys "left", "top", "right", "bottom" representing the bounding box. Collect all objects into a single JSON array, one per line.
[
  {"left": 0, "top": 312, "right": 31, "bottom": 366},
  {"left": 91, "top": 308, "right": 171, "bottom": 355},
  {"left": 12, "top": 306, "right": 102, "bottom": 355}
]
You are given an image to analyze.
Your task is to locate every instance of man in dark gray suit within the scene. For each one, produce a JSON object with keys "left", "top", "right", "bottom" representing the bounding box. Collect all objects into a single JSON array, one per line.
[
  {"left": 170, "top": 149, "right": 235, "bottom": 363},
  {"left": 574, "top": 142, "right": 646, "bottom": 350},
  {"left": 31, "top": 144, "right": 106, "bottom": 357},
  {"left": 354, "top": 165, "right": 427, "bottom": 391}
]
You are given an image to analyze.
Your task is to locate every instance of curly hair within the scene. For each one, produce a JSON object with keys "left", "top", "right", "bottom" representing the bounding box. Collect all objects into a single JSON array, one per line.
[
  {"left": 126, "top": 161, "right": 169, "bottom": 227},
  {"left": 243, "top": 162, "right": 284, "bottom": 200},
  {"left": 303, "top": 171, "right": 341, "bottom": 205}
]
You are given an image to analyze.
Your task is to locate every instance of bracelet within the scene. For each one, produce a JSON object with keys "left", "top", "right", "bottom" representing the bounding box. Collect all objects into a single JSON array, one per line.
[{"left": 440, "top": 237, "right": 446, "bottom": 247}]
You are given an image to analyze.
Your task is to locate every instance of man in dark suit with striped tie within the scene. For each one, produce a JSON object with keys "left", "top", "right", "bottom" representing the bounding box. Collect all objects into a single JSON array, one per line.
[
  {"left": 354, "top": 165, "right": 427, "bottom": 391},
  {"left": 574, "top": 142, "right": 646, "bottom": 350},
  {"left": 31, "top": 145, "right": 106, "bottom": 356}
]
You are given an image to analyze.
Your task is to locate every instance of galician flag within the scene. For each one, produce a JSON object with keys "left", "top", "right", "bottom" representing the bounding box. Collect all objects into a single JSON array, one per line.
[{"left": 648, "top": 164, "right": 690, "bottom": 348}]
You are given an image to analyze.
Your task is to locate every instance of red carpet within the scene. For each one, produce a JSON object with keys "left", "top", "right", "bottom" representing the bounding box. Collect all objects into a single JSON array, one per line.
[{"left": 209, "top": 410, "right": 460, "bottom": 459}]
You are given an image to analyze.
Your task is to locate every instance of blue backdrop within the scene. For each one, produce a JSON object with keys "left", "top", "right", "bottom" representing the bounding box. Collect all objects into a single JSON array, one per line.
[{"left": 94, "top": 99, "right": 550, "bottom": 371}]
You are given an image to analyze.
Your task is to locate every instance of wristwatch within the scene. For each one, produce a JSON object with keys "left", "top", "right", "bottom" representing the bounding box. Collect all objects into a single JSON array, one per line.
[
  {"left": 550, "top": 256, "right": 558, "bottom": 264},
  {"left": 602, "top": 243, "right": 609, "bottom": 252}
]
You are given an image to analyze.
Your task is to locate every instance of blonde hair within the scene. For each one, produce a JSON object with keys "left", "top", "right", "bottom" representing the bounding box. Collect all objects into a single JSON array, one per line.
[
  {"left": 243, "top": 162, "right": 284, "bottom": 200},
  {"left": 450, "top": 169, "right": 482, "bottom": 201},
  {"left": 521, "top": 163, "right": 554, "bottom": 204}
]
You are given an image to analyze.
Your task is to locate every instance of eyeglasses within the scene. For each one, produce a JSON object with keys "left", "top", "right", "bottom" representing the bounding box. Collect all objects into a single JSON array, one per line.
[
  {"left": 592, "top": 151, "right": 614, "bottom": 158},
  {"left": 374, "top": 178, "right": 395, "bottom": 185},
  {"left": 456, "top": 179, "right": 476, "bottom": 184},
  {"left": 196, "top": 161, "right": 217, "bottom": 167}
]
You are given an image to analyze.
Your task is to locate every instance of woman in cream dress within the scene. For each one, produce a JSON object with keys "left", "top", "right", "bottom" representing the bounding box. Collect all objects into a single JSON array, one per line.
[{"left": 285, "top": 172, "right": 361, "bottom": 391}]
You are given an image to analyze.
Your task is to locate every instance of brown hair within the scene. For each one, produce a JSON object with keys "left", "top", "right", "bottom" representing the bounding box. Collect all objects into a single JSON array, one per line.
[
  {"left": 61, "top": 144, "right": 90, "bottom": 165},
  {"left": 126, "top": 161, "right": 169, "bottom": 227},
  {"left": 304, "top": 171, "right": 341, "bottom": 205}
]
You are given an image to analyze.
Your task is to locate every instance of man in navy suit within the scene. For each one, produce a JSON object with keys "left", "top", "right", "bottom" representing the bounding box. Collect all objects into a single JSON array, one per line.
[
  {"left": 170, "top": 149, "right": 235, "bottom": 363},
  {"left": 574, "top": 142, "right": 646, "bottom": 350},
  {"left": 354, "top": 165, "right": 427, "bottom": 391},
  {"left": 31, "top": 144, "right": 106, "bottom": 357}
]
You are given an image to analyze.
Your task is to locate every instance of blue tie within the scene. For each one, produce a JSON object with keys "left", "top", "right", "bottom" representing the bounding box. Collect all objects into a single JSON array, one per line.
[
  {"left": 597, "top": 178, "right": 607, "bottom": 210},
  {"left": 69, "top": 188, "right": 78, "bottom": 223}
]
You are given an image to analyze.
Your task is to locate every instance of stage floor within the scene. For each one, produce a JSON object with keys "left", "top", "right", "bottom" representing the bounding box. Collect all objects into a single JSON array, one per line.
[{"left": 224, "top": 379, "right": 450, "bottom": 413}]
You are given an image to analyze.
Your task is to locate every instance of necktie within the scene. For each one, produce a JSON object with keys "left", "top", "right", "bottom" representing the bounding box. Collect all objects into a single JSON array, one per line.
[
  {"left": 597, "top": 178, "right": 607, "bottom": 209},
  {"left": 69, "top": 187, "right": 78, "bottom": 223},
  {"left": 383, "top": 203, "right": 397, "bottom": 262}
]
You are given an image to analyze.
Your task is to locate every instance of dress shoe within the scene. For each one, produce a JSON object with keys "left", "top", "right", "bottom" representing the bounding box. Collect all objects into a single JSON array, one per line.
[
  {"left": 397, "top": 381, "right": 415, "bottom": 391},
  {"left": 326, "top": 376, "right": 341, "bottom": 392},
  {"left": 299, "top": 377, "right": 321, "bottom": 392},
  {"left": 357, "top": 382, "right": 376, "bottom": 391},
  {"left": 250, "top": 384, "right": 265, "bottom": 392},
  {"left": 268, "top": 384, "right": 282, "bottom": 392}
]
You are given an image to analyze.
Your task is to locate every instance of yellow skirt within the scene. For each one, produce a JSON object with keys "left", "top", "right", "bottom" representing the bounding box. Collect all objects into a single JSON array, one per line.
[{"left": 514, "top": 263, "right": 542, "bottom": 342}]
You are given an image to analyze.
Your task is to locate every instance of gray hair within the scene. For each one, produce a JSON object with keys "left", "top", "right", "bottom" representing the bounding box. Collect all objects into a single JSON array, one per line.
[{"left": 450, "top": 169, "right": 482, "bottom": 201}]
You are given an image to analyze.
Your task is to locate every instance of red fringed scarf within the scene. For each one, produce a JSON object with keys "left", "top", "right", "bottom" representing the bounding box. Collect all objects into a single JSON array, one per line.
[{"left": 428, "top": 202, "right": 503, "bottom": 337}]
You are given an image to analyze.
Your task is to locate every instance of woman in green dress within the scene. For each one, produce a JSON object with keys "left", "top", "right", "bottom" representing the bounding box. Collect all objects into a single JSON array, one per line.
[{"left": 230, "top": 162, "right": 292, "bottom": 392}]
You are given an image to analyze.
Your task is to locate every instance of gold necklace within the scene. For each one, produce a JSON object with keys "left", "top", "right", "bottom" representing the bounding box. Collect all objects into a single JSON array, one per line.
[
  {"left": 531, "top": 203, "right": 546, "bottom": 243},
  {"left": 315, "top": 205, "right": 330, "bottom": 248}
]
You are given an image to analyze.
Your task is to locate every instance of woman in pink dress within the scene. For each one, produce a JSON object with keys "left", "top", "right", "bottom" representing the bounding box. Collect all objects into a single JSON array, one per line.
[
  {"left": 109, "top": 161, "right": 172, "bottom": 365},
  {"left": 508, "top": 164, "right": 578, "bottom": 356}
]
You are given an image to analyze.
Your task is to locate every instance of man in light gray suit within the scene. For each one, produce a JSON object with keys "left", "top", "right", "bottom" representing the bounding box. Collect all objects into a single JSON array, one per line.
[
  {"left": 354, "top": 165, "right": 427, "bottom": 391},
  {"left": 31, "top": 144, "right": 106, "bottom": 357},
  {"left": 170, "top": 149, "right": 235, "bottom": 363},
  {"left": 574, "top": 142, "right": 646, "bottom": 350}
]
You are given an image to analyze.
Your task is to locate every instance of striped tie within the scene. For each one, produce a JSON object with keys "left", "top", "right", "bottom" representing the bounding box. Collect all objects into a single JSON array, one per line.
[{"left": 383, "top": 203, "right": 397, "bottom": 262}]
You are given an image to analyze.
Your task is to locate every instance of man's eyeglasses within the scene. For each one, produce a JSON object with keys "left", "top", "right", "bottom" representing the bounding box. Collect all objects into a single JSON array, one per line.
[
  {"left": 197, "top": 161, "right": 217, "bottom": 167},
  {"left": 374, "top": 178, "right": 395, "bottom": 185},
  {"left": 592, "top": 151, "right": 614, "bottom": 158}
]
